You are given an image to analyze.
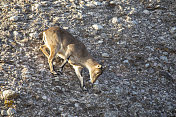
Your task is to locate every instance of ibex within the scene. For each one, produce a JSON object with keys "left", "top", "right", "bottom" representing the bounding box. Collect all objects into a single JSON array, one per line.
[{"left": 40, "top": 26, "right": 102, "bottom": 89}]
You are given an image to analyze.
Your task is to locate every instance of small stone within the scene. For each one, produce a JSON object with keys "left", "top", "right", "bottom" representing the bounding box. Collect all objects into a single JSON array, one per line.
[
  {"left": 97, "top": 40, "right": 103, "bottom": 44},
  {"left": 170, "top": 27, "right": 176, "bottom": 34},
  {"left": 129, "top": 8, "right": 138, "bottom": 15},
  {"left": 123, "top": 60, "right": 129, "bottom": 64},
  {"left": 75, "top": 103, "right": 79, "bottom": 108},
  {"left": 109, "top": 1, "right": 116, "bottom": 5},
  {"left": 29, "top": 32, "right": 38, "bottom": 38},
  {"left": 69, "top": 0, "right": 74, "bottom": 2},
  {"left": 59, "top": 107, "right": 64, "bottom": 111},
  {"left": 112, "top": 17, "right": 118, "bottom": 24},
  {"left": 75, "top": 12, "right": 83, "bottom": 19},
  {"left": 7, "top": 108, "right": 16, "bottom": 116},
  {"left": 92, "top": 24, "right": 103, "bottom": 30},
  {"left": 163, "top": 52, "right": 168, "bottom": 55},
  {"left": 145, "top": 63, "right": 150, "bottom": 68},
  {"left": 32, "top": 4, "right": 41, "bottom": 12},
  {"left": 42, "top": 95, "right": 47, "bottom": 100},
  {"left": 153, "top": 62, "right": 157, "bottom": 67},
  {"left": 143, "top": 10, "right": 150, "bottom": 15},
  {"left": 132, "top": 91, "right": 138, "bottom": 95},
  {"left": 86, "top": 2, "right": 95, "bottom": 7},
  {"left": 3, "top": 90, "right": 18, "bottom": 100},
  {"left": 93, "top": 1, "right": 101, "bottom": 6},
  {"left": 1, "top": 110, "right": 8, "bottom": 116},
  {"left": 63, "top": 27, "right": 69, "bottom": 30},
  {"left": 101, "top": 33, "right": 107, "bottom": 37},
  {"left": 158, "top": 36, "right": 165, "bottom": 41},
  {"left": 147, "top": 57, "right": 154, "bottom": 61},
  {"left": 10, "top": 16, "right": 18, "bottom": 21},
  {"left": 116, "top": 41, "right": 126, "bottom": 45},
  {"left": 102, "top": 53, "right": 109, "bottom": 58},
  {"left": 55, "top": 77, "right": 60, "bottom": 81},
  {"left": 20, "top": 38, "right": 29, "bottom": 43},
  {"left": 160, "top": 56, "right": 168, "bottom": 62},
  {"left": 141, "top": 89, "right": 145, "bottom": 93},
  {"left": 13, "top": 31, "right": 21, "bottom": 38}
]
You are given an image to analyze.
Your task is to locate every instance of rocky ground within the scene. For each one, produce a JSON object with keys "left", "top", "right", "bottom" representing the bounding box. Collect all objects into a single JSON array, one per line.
[{"left": 0, "top": 0, "right": 176, "bottom": 116}]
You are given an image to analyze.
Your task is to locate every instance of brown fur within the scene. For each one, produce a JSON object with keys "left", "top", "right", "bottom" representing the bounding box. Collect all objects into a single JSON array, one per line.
[{"left": 40, "top": 26, "right": 102, "bottom": 88}]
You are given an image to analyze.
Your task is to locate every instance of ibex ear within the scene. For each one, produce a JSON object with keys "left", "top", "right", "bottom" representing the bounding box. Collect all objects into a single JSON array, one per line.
[{"left": 96, "top": 64, "right": 102, "bottom": 69}]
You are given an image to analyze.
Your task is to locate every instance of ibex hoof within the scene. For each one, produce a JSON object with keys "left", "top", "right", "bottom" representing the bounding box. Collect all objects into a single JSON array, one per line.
[
  {"left": 81, "top": 85, "right": 88, "bottom": 91},
  {"left": 57, "top": 68, "right": 63, "bottom": 75},
  {"left": 51, "top": 71, "right": 62, "bottom": 76}
]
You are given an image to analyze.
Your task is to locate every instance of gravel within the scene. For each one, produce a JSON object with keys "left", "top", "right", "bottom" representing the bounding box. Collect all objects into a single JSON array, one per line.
[
  {"left": 7, "top": 108, "right": 16, "bottom": 116},
  {"left": 0, "top": 0, "right": 176, "bottom": 116},
  {"left": 92, "top": 24, "right": 103, "bottom": 30}
]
